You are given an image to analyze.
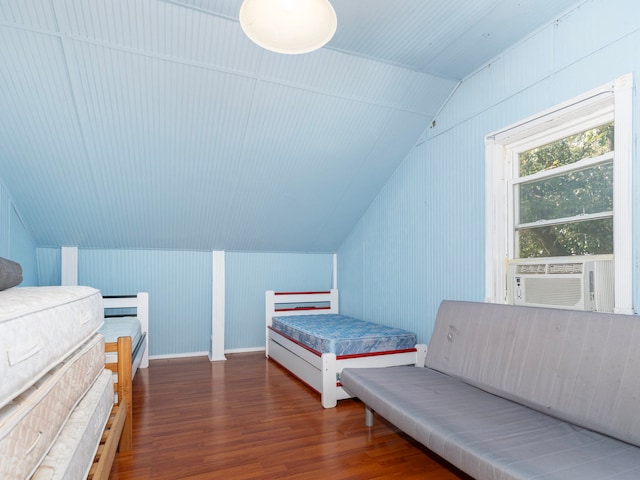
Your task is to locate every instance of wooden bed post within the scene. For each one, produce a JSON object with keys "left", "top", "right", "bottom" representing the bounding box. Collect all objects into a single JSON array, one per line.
[{"left": 117, "top": 336, "right": 133, "bottom": 452}]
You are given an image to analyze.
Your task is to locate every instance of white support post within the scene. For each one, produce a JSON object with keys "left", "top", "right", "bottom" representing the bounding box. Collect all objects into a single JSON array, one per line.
[
  {"left": 138, "top": 292, "right": 150, "bottom": 368},
  {"left": 211, "top": 251, "right": 226, "bottom": 362},
  {"left": 332, "top": 253, "right": 338, "bottom": 290},
  {"left": 61, "top": 246, "right": 78, "bottom": 286}
]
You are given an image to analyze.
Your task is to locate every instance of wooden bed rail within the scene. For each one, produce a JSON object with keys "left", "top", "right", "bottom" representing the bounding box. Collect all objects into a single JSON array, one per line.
[
  {"left": 87, "top": 400, "right": 127, "bottom": 480},
  {"left": 104, "top": 337, "right": 133, "bottom": 452},
  {"left": 90, "top": 336, "right": 133, "bottom": 479},
  {"left": 116, "top": 336, "right": 133, "bottom": 452}
]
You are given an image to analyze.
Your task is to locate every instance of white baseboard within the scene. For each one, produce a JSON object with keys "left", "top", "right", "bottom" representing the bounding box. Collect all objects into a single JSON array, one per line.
[
  {"left": 149, "top": 351, "right": 210, "bottom": 361},
  {"left": 149, "top": 347, "right": 265, "bottom": 362},
  {"left": 224, "top": 347, "right": 266, "bottom": 354},
  {"left": 149, "top": 348, "right": 265, "bottom": 362}
]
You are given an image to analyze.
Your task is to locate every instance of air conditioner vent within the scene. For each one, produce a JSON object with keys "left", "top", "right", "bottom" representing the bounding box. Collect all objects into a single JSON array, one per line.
[
  {"left": 548, "top": 263, "right": 584, "bottom": 274},
  {"left": 508, "top": 258, "right": 614, "bottom": 312},
  {"left": 515, "top": 264, "right": 546, "bottom": 274}
]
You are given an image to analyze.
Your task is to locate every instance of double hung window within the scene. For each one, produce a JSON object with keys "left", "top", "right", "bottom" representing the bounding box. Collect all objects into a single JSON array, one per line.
[{"left": 485, "top": 74, "right": 633, "bottom": 313}]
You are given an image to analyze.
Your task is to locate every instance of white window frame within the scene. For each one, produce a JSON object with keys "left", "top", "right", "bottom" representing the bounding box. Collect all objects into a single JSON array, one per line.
[{"left": 485, "top": 73, "right": 633, "bottom": 314}]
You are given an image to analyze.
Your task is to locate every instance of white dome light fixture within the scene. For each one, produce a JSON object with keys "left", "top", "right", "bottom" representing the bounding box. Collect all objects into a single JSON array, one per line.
[{"left": 239, "top": 0, "right": 337, "bottom": 55}]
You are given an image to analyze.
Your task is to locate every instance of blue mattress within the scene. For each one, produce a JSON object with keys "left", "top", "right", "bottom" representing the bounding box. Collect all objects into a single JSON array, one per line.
[
  {"left": 98, "top": 316, "right": 142, "bottom": 347},
  {"left": 271, "top": 314, "right": 417, "bottom": 356}
]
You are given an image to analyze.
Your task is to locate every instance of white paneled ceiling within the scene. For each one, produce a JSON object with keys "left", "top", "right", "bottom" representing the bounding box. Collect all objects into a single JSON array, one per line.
[{"left": 0, "top": 0, "right": 581, "bottom": 252}]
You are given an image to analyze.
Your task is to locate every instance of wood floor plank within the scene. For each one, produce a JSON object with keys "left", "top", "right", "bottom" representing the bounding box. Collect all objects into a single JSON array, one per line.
[{"left": 109, "top": 353, "right": 470, "bottom": 479}]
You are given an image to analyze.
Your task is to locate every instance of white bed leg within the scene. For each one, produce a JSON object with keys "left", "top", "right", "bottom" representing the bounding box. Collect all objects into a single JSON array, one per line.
[
  {"left": 415, "top": 343, "right": 428, "bottom": 367},
  {"left": 321, "top": 353, "right": 337, "bottom": 408},
  {"left": 138, "top": 293, "right": 150, "bottom": 368},
  {"left": 365, "top": 406, "right": 374, "bottom": 427}
]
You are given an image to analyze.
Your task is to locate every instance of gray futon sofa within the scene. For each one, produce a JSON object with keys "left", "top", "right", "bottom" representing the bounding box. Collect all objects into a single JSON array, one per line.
[{"left": 340, "top": 300, "right": 640, "bottom": 479}]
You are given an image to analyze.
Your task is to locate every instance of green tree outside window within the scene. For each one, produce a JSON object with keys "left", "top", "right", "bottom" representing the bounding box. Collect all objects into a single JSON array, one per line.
[{"left": 516, "top": 123, "right": 614, "bottom": 258}]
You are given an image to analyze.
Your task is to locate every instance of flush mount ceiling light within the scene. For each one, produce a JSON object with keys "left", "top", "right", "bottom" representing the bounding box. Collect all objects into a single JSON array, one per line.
[{"left": 239, "top": 0, "right": 337, "bottom": 55}]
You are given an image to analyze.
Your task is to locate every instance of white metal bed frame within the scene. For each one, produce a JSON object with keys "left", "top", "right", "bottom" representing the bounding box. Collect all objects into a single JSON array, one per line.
[{"left": 265, "top": 289, "right": 427, "bottom": 408}]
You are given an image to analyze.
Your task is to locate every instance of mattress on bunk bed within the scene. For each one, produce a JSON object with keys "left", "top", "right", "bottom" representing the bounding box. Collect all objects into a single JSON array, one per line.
[
  {"left": 99, "top": 316, "right": 142, "bottom": 346},
  {"left": 31, "top": 368, "right": 114, "bottom": 480},
  {"left": 0, "top": 286, "right": 104, "bottom": 409},
  {"left": 271, "top": 314, "right": 417, "bottom": 356},
  {"left": 0, "top": 333, "right": 105, "bottom": 480}
]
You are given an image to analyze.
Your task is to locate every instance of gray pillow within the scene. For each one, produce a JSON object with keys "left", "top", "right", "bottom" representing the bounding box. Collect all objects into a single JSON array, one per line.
[{"left": 0, "top": 257, "right": 22, "bottom": 290}]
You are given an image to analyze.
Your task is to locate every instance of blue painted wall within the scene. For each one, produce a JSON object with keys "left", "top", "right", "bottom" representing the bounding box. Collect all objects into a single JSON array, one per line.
[
  {"left": 42, "top": 248, "right": 333, "bottom": 357},
  {"left": 337, "top": 0, "right": 640, "bottom": 344},
  {"left": 77, "top": 249, "right": 212, "bottom": 357},
  {"left": 35, "top": 247, "right": 61, "bottom": 286},
  {"left": 0, "top": 180, "right": 38, "bottom": 286},
  {"left": 225, "top": 252, "right": 334, "bottom": 350}
]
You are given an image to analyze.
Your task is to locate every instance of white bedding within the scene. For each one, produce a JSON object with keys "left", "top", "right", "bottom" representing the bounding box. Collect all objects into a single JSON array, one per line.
[
  {"left": 31, "top": 369, "right": 114, "bottom": 480},
  {"left": 0, "top": 334, "right": 105, "bottom": 480},
  {"left": 0, "top": 286, "right": 104, "bottom": 409}
]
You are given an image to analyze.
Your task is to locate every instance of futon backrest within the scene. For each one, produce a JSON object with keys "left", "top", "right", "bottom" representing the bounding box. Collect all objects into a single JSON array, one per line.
[{"left": 426, "top": 300, "right": 640, "bottom": 447}]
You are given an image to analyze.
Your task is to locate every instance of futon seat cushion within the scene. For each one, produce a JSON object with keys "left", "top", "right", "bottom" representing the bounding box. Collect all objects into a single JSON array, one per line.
[
  {"left": 426, "top": 301, "right": 640, "bottom": 447},
  {"left": 341, "top": 366, "right": 640, "bottom": 480}
]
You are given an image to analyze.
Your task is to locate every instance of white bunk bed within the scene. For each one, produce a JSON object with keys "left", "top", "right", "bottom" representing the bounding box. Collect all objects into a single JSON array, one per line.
[{"left": 265, "top": 290, "right": 427, "bottom": 408}]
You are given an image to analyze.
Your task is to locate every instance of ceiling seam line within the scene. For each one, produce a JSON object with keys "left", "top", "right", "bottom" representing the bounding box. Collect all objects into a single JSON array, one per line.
[
  {"left": 158, "top": 0, "right": 237, "bottom": 22},
  {"left": 48, "top": 0, "right": 104, "bottom": 217},
  {"left": 0, "top": 21, "right": 435, "bottom": 116},
  {"left": 425, "top": 19, "right": 640, "bottom": 144},
  {"left": 68, "top": 31, "right": 432, "bottom": 115}
]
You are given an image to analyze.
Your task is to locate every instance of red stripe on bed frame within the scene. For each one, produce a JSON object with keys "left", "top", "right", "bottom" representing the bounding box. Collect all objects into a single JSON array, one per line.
[
  {"left": 268, "top": 326, "right": 417, "bottom": 359},
  {"left": 274, "top": 291, "right": 332, "bottom": 295},
  {"left": 336, "top": 348, "right": 417, "bottom": 360},
  {"left": 274, "top": 306, "right": 331, "bottom": 312}
]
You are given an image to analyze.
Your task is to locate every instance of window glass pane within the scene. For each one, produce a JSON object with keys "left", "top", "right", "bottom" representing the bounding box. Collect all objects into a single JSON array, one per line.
[
  {"left": 519, "top": 123, "right": 614, "bottom": 176},
  {"left": 518, "top": 218, "right": 613, "bottom": 258},
  {"left": 518, "top": 163, "right": 613, "bottom": 224}
]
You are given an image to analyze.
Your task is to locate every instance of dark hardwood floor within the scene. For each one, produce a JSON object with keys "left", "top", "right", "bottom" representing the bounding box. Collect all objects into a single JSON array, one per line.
[{"left": 109, "top": 353, "right": 470, "bottom": 479}]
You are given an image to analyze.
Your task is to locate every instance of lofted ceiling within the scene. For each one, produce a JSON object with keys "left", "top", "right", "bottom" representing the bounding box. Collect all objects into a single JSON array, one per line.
[{"left": 0, "top": 0, "right": 581, "bottom": 252}]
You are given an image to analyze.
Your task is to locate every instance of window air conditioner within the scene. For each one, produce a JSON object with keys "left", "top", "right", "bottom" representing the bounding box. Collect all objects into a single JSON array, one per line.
[{"left": 509, "top": 259, "right": 614, "bottom": 312}]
